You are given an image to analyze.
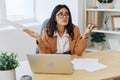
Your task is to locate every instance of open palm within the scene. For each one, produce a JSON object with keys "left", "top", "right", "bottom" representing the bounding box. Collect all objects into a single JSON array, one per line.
[{"left": 23, "top": 29, "right": 40, "bottom": 40}]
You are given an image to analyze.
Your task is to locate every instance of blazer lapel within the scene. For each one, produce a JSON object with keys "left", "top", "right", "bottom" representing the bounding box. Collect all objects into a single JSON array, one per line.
[{"left": 51, "top": 36, "right": 57, "bottom": 53}]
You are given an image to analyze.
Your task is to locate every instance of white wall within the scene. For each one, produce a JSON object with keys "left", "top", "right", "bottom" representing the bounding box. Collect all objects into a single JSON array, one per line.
[
  {"left": 35, "top": 0, "right": 84, "bottom": 33},
  {"left": 36, "top": 0, "right": 77, "bottom": 24}
]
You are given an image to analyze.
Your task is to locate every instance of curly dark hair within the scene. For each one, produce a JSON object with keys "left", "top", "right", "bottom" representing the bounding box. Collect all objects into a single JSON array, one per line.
[{"left": 46, "top": 4, "right": 74, "bottom": 39}]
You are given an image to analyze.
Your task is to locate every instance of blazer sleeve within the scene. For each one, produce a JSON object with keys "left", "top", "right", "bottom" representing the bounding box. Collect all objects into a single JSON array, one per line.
[
  {"left": 73, "top": 26, "right": 88, "bottom": 56},
  {"left": 36, "top": 29, "right": 51, "bottom": 53}
]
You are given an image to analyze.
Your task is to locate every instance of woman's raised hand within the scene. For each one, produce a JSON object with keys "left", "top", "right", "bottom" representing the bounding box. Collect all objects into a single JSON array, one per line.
[
  {"left": 85, "top": 23, "right": 96, "bottom": 34},
  {"left": 82, "top": 23, "right": 96, "bottom": 38},
  {"left": 23, "top": 28, "right": 40, "bottom": 40}
]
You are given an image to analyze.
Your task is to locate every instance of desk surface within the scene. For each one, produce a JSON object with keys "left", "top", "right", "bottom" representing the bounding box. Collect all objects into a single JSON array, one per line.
[{"left": 33, "top": 50, "right": 120, "bottom": 80}]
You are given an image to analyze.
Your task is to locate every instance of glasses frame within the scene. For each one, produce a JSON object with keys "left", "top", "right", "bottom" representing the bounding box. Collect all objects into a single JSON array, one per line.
[{"left": 56, "top": 13, "right": 69, "bottom": 19}]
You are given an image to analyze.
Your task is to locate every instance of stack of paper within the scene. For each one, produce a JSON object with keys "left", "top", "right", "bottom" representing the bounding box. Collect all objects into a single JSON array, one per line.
[{"left": 71, "top": 58, "right": 107, "bottom": 72}]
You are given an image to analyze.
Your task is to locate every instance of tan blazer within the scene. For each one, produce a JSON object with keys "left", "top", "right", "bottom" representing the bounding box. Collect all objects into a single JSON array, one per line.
[{"left": 37, "top": 26, "right": 87, "bottom": 56}]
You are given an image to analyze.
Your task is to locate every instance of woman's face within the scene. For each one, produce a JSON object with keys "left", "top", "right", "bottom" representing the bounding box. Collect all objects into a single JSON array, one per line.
[{"left": 56, "top": 8, "right": 69, "bottom": 26}]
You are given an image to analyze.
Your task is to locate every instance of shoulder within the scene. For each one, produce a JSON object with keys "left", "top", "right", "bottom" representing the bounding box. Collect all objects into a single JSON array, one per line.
[
  {"left": 74, "top": 25, "right": 79, "bottom": 29},
  {"left": 42, "top": 28, "right": 52, "bottom": 38},
  {"left": 42, "top": 28, "right": 48, "bottom": 37},
  {"left": 73, "top": 25, "right": 80, "bottom": 34},
  {"left": 72, "top": 25, "right": 81, "bottom": 39}
]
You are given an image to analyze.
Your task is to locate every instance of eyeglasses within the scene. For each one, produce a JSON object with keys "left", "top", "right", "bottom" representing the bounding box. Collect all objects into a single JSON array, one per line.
[{"left": 56, "top": 13, "right": 69, "bottom": 19}]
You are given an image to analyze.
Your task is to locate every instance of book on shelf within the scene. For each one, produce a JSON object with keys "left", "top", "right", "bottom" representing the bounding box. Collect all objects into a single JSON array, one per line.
[
  {"left": 87, "top": 11, "right": 103, "bottom": 29},
  {"left": 95, "top": 11, "right": 104, "bottom": 29}
]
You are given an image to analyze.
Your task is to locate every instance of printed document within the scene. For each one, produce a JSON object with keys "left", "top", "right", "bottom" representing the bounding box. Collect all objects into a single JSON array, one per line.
[{"left": 71, "top": 58, "right": 107, "bottom": 72}]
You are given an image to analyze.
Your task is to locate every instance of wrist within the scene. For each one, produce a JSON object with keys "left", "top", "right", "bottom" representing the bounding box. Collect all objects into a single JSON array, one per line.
[
  {"left": 36, "top": 36, "right": 42, "bottom": 42},
  {"left": 82, "top": 33, "right": 88, "bottom": 39}
]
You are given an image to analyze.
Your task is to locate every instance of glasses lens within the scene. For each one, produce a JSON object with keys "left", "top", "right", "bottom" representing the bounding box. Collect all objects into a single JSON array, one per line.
[{"left": 56, "top": 13, "right": 69, "bottom": 19}]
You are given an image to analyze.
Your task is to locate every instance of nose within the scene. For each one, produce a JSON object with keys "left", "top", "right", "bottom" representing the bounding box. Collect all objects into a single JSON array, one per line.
[{"left": 63, "top": 14, "right": 68, "bottom": 19}]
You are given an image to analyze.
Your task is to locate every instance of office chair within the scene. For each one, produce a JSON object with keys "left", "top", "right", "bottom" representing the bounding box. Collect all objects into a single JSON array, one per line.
[
  {"left": 35, "top": 18, "right": 49, "bottom": 54},
  {"left": 109, "top": 39, "right": 120, "bottom": 51}
]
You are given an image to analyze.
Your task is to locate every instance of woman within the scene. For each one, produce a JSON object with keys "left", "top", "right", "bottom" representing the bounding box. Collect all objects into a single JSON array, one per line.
[{"left": 23, "top": 4, "right": 95, "bottom": 56}]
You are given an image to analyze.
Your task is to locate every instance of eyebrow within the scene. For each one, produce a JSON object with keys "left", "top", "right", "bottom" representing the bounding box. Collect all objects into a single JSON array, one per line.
[{"left": 57, "top": 12, "right": 69, "bottom": 14}]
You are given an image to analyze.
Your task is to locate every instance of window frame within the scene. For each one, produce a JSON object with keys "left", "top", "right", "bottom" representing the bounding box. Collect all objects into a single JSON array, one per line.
[{"left": 0, "top": 0, "right": 36, "bottom": 24}]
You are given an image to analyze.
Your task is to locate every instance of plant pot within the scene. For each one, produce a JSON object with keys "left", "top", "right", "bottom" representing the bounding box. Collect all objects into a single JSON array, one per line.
[
  {"left": 0, "top": 69, "right": 16, "bottom": 80},
  {"left": 94, "top": 42, "right": 104, "bottom": 51},
  {"left": 114, "top": 0, "right": 120, "bottom": 9},
  {"left": 98, "top": 3, "right": 114, "bottom": 9}
]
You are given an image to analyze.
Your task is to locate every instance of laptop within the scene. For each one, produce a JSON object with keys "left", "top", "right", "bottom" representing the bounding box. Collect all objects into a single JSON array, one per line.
[{"left": 27, "top": 54, "right": 73, "bottom": 74}]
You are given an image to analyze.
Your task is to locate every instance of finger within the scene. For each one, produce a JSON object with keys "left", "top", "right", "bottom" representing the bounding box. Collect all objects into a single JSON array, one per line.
[
  {"left": 92, "top": 23, "right": 97, "bottom": 27},
  {"left": 87, "top": 24, "right": 93, "bottom": 30},
  {"left": 87, "top": 23, "right": 92, "bottom": 29},
  {"left": 91, "top": 25, "right": 95, "bottom": 29},
  {"left": 90, "top": 24, "right": 97, "bottom": 29},
  {"left": 23, "top": 29, "right": 31, "bottom": 33},
  {"left": 23, "top": 29, "right": 33, "bottom": 34}
]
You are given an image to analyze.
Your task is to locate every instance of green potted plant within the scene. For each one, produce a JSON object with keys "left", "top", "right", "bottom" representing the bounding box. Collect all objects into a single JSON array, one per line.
[
  {"left": 97, "top": 0, "right": 113, "bottom": 3},
  {"left": 0, "top": 51, "right": 19, "bottom": 80},
  {"left": 91, "top": 32, "right": 106, "bottom": 50},
  {"left": 97, "top": 0, "right": 114, "bottom": 9},
  {"left": 91, "top": 32, "right": 106, "bottom": 43}
]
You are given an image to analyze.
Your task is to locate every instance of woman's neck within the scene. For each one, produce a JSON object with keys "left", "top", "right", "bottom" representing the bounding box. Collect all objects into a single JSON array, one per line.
[{"left": 57, "top": 25, "right": 65, "bottom": 37}]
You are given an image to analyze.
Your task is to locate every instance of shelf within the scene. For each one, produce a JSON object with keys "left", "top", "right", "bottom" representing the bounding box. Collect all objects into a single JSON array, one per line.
[
  {"left": 85, "top": 0, "right": 120, "bottom": 52},
  {"left": 92, "top": 29, "right": 120, "bottom": 34},
  {"left": 86, "top": 47, "right": 110, "bottom": 52},
  {"left": 86, "top": 9, "right": 120, "bottom": 12},
  {"left": 86, "top": 47, "right": 99, "bottom": 52}
]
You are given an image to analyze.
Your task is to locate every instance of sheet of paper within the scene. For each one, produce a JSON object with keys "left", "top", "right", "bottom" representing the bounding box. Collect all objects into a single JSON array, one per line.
[
  {"left": 85, "top": 63, "right": 107, "bottom": 72},
  {"left": 71, "top": 58, "right": 107, "bottom": 72},
  {"left": 5, "top": 20, "right": 27, "bottom": 31}
]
